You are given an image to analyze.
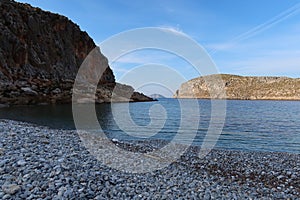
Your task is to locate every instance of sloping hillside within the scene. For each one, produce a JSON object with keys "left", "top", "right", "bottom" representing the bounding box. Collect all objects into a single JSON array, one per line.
[{"left": 174, "top": 74, "right": 300, "bottom": 100}]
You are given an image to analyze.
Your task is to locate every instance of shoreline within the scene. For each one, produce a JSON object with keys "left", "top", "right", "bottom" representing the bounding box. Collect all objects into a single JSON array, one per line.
[
  {"left": 1, "top": 117, "right": 299, "bottom": 155},
  {"left": 0, "top": 119, "right": 299, "bottom": 199},
  {"left": 174, "top": 97, "right": 300, "bottom": 102}
]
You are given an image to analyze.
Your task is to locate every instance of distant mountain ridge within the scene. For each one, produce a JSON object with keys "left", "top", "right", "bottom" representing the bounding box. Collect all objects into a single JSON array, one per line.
[
  {"left": 174, "top": 74, "right": 300, "bottom": 100},
  {"left": 149, "top": 94, "right": 166, "bottom": 99}
]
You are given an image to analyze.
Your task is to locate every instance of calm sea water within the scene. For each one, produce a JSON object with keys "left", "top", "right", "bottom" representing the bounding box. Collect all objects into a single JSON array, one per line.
[{"left": 0, "top": 99, "right": 299, "bottom": 153}]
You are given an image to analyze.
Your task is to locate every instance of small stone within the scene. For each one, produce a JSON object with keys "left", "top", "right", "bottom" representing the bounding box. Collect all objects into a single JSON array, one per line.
[
  {"left": 57, "top": 186, "right": 66, "bottom": 197},
  {"left": 55, "top": 168, "right": 62, "bottom": 175},
  {"left": 2, "top": 184, "right": 21, "bottom": 195},
  {"left": 112, "top": 138, "right": 119, "bottom": 143},
  {"left": 291, "top": 174, "right": 297, "bottom": 179},
  {"left": 63, "top": 189, "right": 73, "bottom": 198},
  {"left": 103, "top": 175, "right": 109, "bottom": 181},
  {"left": 41, "top": 139, "right": 49, "bottom": 144},
  {"left": 61, "top": 164, "right": 70, "bottom": 170},
  {"left": 277, "top": 175, "right": 284, "bottom": 180},
  {"left": 9, "top": 132, "right": 16, "bottom": 137},
  {"left": 17, "top": 160, "right": 26, "bottom": 166},
  {"left": 21, "top": 87, "right": 38, "bottom": 96},
  {"left": 52, "top": 88, "right": 61, "bottom": 94},
  {"left": 2, "top": 194, "right": 11, "bottom": 199},
  {"left": 204, "top": 191, "right": 211, "bottom": 200},
  {"left": 78, "top": 188, "right": 84, "bottom": 193},
  {"left": 0, "top": 159, "right": 9, "bottom": 167}
]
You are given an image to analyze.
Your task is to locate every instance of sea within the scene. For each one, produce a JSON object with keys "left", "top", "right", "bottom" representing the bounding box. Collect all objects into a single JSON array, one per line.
[{"left": 0, "top": 98, "right": 299, "bottom": 154}]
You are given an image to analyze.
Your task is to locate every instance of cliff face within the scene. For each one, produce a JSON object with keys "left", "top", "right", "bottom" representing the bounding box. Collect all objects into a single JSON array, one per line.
[
  {"left": 174, "top": 74, "right": 300, "bottom": 100},
  {"left": 0, "top": 0, "right": 152, "bottom": 105}
]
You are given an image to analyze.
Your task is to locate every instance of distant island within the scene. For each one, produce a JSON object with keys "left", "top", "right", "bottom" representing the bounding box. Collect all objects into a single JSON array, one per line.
[
  {"left": 149, "top": 94, "right": 166, "bottom": 99},
  {"left": 174, "top": 74, "right": 300, "bottom": 100}
]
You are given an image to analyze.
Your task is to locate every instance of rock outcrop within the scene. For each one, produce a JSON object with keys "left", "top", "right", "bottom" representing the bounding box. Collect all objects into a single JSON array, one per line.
[
  {"left": 174, "top": 74, "right": 300, "bottom": 100},
  {"left": 0, "top": 0, "right": 152, "bottom": 105}
]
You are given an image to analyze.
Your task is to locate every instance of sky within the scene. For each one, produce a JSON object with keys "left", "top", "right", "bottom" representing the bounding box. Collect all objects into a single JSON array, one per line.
[{"left": 16, "top": 0, "right": 300, "bottom": 97}]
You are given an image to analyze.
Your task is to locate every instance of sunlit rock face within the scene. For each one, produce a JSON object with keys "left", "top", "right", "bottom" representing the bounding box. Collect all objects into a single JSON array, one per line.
[{"left": 174, "top": 74, "right": 300, "bottom": 100}]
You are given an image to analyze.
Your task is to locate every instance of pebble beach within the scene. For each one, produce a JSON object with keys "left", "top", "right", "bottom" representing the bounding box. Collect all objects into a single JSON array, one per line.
[{"left": 0, "top": 119, "right": 299, "bottom": 199}]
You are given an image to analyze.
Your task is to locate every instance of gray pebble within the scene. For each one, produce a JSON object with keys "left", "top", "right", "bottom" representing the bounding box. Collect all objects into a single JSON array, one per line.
[
  {"left": 17, "top": 159, "right": 26, "bottom": 166},
  {"left": 1, "top": 184, "right": 21, "bottom": 195},
  {"left": 0, "top": 120, "right": 299, "bottom": 199}
]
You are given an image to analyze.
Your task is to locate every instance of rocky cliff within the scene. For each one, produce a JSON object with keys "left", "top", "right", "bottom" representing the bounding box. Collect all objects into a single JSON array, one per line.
[
  {"left": 174, "top": 74, "right": 300, "bottom": 100},
  {"left": 0, "top": 0, "right": 152, "bottom": 105}
]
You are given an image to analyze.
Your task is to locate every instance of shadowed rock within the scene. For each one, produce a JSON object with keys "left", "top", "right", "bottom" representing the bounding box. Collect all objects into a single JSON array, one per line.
[{"left": 0, "top": 0, "right": 153, "bottom": 105}]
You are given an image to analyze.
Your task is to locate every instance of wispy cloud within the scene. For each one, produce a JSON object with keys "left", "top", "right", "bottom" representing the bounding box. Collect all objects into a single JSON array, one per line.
[
  {"left": 208, "top": 2, "right": 300, "bottom": 54},
  {"left": 158, "top": 25, "right": 187, "bottom": 36},
  {"left": 112, "top": 51, "right": 176, "bottom": 65}
]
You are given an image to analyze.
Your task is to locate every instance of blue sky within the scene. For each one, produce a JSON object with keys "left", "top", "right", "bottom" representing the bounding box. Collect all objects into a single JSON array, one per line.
[{"left": 17, "top": 0, "right": 300, "bottom": 96}]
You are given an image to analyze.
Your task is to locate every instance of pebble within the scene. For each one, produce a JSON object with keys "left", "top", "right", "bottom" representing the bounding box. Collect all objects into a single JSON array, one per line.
[
  {"left": 0, "top": 119, "right": 299, "bottom": 199},
  {"left": 0, "top": 159, "right": 9, "bottom": 167},
  {"left": 2, "top": 194, "right": 11, "bottom": 199},
  {"left": 112, "top": 138, "right": 119, "bottom": 143},
  {"left": 277, "top": 175, "right": 284, "bottom": 180},
  {"left": 17, "top": 160, "right": 26, "bottom": 166},
  {"left": 2, "top": 184, "right": 21, "bottom": 195}
]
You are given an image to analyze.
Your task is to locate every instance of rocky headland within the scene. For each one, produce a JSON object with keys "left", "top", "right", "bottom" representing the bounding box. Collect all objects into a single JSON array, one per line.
[
  {"left": 174, "top": 74, "right": 300, "bottom": 100},
  {"left": 0, "top": 0, "right": 152, "bottom": 106}
]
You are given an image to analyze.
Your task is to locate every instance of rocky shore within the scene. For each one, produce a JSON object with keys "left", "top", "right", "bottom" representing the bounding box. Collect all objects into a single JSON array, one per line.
[{"left": 0, "top": 119, "right": 299, "bottom": 199}]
